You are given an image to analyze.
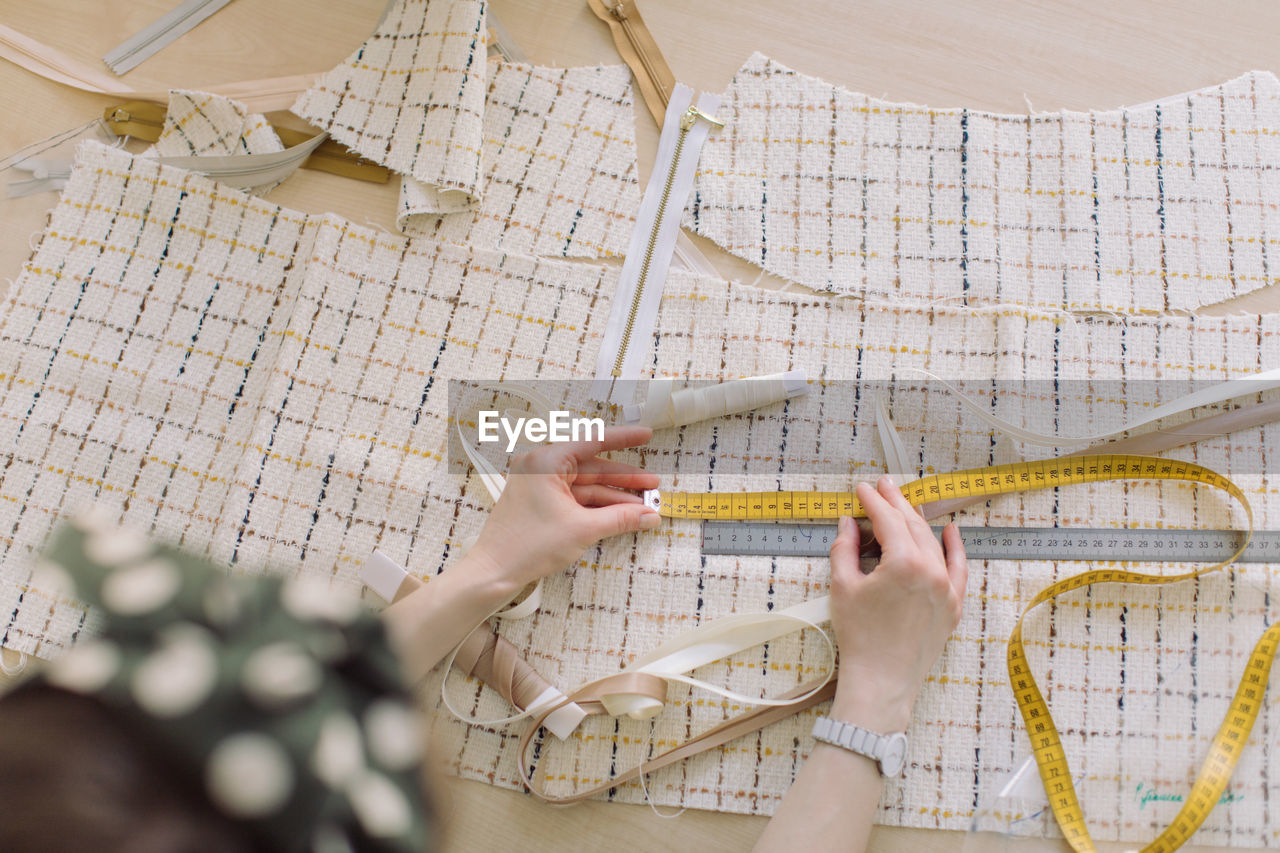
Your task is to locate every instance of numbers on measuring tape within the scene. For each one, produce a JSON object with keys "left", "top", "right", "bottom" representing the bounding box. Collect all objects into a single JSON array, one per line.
[{"left": 672, "top": 454, "right": 1266, "bottom": 852}]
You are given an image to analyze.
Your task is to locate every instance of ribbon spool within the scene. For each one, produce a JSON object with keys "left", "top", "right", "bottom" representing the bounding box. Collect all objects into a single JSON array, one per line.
[{"left": 622, "top": 371, "right": 808, "bottom": 430}]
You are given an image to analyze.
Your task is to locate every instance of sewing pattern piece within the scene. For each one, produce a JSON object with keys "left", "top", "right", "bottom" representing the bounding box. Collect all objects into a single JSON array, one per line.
[
  {"left": 689, "top": 54, "right": 1280, "bottom": 312},
  {"left": 398, "top": 62, "right": 641, "bottom": 257},
  {"left": 148, "top": 89, "right": 284, "bottom": 158},
  {"left": 4, "top": 144, "right": 1280, "bottom": 847},
  {"left": 292, "top": 0, "right": 489, "bottom": 212}
]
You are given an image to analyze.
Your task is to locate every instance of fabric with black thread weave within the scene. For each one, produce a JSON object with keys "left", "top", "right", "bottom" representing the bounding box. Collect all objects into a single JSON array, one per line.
[
  {"left": 292, "top": 0, "right": 489, "bottom": 213},
  {"left": 3, "top": 143, "right": 1280, "bottom": 845},
  {"left": 149, "top": 89, "right": 284, "bottom": 158},
  {"left": 397, "top": 61, "right": 640, "bottom": 258},
  {"left": 688, "top": 54, "right": 1280, "bottom": 312}
]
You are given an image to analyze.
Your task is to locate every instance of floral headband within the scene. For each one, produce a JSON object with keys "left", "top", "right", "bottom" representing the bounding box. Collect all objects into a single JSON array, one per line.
[{"left": 22, "top": 514, "right": 432, "bottom": 852}]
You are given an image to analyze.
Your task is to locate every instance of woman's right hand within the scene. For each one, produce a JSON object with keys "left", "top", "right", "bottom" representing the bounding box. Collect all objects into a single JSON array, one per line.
[{"left": 826, "top": 476, "right": 969, "bottom": 732}]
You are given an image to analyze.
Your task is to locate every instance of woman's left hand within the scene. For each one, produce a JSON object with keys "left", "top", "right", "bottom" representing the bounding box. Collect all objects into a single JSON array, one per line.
[{"left": 467, "top": 426, "right": 660, "bottom": 591}]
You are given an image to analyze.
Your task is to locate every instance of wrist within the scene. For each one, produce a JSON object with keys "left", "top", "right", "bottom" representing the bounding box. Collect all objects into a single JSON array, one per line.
[
  {"left": 455, "top": 546, "right": 526, "bottom": 609},
  {"left": 832, "top": 665, "right": 916, "bottom": 732}
]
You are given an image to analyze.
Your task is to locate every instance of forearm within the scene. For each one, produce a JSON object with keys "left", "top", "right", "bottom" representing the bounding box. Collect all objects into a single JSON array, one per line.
[
  {"left": 753, "top": 683, "right": 910, "bottom": 853},
  {"left": 380, "top": 553, "right": 520, "bottom": 682}
]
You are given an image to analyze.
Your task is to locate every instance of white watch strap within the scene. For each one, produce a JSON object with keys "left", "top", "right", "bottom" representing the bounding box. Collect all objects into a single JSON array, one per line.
[{"left": 812, "top": 716, "right": 905, "bottom": 777}]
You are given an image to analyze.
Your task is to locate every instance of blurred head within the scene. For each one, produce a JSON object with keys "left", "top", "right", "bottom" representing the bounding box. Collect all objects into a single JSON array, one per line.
[
  {"left": 0, "top": 684, "right": 253, "bottom": 852},
  {"left": 1, "top": 515, "right": 437, "bottom": 852}
]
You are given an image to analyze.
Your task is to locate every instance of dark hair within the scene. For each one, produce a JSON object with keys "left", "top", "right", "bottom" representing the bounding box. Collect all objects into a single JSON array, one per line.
[{"left": 0, "top": 685, "right": 255, "bottom": 852}]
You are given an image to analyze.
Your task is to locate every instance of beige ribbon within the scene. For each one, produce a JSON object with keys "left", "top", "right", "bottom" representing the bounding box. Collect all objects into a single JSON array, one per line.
[
  {"left": 0, "top": 23, "right": 318, "bottom": 112},
  {"left": 385, "top": 572, "right": 587, "bottom": 739},
  {"left": 518, "top": 674, "right": 836, "bottom": 804}
]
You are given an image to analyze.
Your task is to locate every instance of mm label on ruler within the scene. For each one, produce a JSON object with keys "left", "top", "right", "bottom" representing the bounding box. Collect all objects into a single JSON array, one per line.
[{"left": 700, "top": 523, "right": 1280, "bottom": 562}]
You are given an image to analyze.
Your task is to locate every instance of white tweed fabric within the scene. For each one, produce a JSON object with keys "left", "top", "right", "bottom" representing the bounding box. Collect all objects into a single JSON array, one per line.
[
  {"left": 3, "top": 143, "right": 1280, "bottom": 847},
  {"left": 688, "top": 54, "right": 1280, "bottom": 313},
  {"left": 291, "top": 0, "right": 639, "bottom": 256},
  {"left": 398, "top": 62, "right": 640, "bottom": 258},
  {"left": 148, "top": 89, "right": 284, "bottom": 158},
  {"left": 292, "top": 0, "right": 489, "bottom": 213}
]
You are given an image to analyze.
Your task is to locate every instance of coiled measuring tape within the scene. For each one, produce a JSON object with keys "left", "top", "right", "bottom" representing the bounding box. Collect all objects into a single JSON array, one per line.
[{"left": 645, "top": 454, "right": 1272, "bottom": 853}]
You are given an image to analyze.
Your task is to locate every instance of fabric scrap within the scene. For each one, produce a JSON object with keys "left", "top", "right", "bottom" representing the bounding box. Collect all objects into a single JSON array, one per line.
[
  {"left": 398, "top": 61, "right": 640, "bottom": 258},
  {"left": 149, "top": 89, "right": 285, "bottom": 158},
  {"left": 291, "top": 0, "right": 489, "bottom": 212},
  {"left": 689, "top": 54, "right": 1280, "bottom": 313}
]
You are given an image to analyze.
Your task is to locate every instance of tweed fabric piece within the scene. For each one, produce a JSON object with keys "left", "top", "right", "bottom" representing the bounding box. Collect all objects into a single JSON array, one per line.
[
  {"left": 397, "top": 62, "right": 640, "bottom": 258},
  {"left": 3, "top": 144, "right": 1280, "bottom": 846},
  {"left": 292, "top": 0, "right": 488, "bottom": 213},
  {"left": 688, "top": 54, "right": 1280, "bottom": 313},
  {"left": 149, "top": 89, "right": 284, "bottom": 158}
]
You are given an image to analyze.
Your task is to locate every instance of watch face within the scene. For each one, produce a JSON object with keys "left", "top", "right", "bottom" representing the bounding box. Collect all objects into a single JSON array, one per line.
[{"left": 882, "top": 732, "right": 908, "bottom": 777}]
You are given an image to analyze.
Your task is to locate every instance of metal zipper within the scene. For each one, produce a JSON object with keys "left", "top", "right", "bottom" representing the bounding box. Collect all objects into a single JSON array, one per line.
[
  {"left": 591, "top": 85, "right": 722, "bottom": 404},
  {"left": 610, "top": 105, "right": 720, "bottom": 378},
  {"left": 97, "top": 102, "right": 389, "bottom": 184}
]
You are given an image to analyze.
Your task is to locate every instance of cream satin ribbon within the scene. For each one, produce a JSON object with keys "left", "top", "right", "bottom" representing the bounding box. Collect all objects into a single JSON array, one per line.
[
  {"left": 875, "top": 392, "right": 916, "bottom": 481},
  {"left": 623, "top": 371, "right": 809, "bottom": 430},
  {"left": 366, "top": 562, "right": 589, "bottom": 740},
  {"left": 595, "top": 596, "right": 835, "bottom": 720}
]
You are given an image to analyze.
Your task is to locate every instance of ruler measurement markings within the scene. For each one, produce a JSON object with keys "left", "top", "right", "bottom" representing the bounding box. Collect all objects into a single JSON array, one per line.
[{"left": 701, "top": 524, "right": 1280, "bottom": 561}]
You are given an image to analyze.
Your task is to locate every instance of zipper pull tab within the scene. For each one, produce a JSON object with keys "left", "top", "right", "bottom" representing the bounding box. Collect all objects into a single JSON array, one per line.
[{"left": 679, "top": 105, "right": 724, "bottom": 131}]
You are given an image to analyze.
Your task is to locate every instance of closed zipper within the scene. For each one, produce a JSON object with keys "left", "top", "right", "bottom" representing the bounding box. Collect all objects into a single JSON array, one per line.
[
  {"left": 609, "top": 1, "right": 670, "bottom": 112},
  {"left": 103, "top": 0, "right": 235, "bottom": 75},
  {"left": 587, "top": 0, "right": 676, "bottom": 128},
  {"left": 591, "top": 85, "right": 722, "bottom": 404}
]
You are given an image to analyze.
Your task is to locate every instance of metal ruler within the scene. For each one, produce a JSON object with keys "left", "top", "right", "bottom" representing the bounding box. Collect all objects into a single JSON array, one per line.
[{"left": 701, "top": 522, "right": 1280, "bottom": 562}]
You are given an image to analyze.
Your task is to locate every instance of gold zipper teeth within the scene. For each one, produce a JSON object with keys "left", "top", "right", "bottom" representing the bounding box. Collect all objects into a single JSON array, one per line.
[{"left": 611, "top": 110, "right": 696, "bottom": 378}]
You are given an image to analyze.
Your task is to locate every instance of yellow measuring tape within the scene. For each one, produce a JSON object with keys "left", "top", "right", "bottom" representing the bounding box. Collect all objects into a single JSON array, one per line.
[{"left": 648, "top": 454, "right": 1274, "bottom": 852}]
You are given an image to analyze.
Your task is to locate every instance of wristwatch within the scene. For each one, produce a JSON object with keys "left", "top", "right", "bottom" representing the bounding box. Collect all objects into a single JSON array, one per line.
[{"left": 811, "top": 716, "right": 909, "bottom": 777}]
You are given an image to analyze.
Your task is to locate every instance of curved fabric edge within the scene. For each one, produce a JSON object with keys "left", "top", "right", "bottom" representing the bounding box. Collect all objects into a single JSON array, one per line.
[{"left": 687, "top": 52, "right": 1280, "bottom": 314}]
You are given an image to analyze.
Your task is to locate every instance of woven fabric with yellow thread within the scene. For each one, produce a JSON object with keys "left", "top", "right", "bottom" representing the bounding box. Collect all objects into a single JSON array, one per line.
[
  {"left": 655, "top": 454, "right": 1271, "bottom": 851},
  {"left": 3, "top": 142, "right": 1280, "bottom": 844}
]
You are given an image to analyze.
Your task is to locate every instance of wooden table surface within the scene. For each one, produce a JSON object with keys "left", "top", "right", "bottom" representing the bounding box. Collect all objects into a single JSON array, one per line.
[{"left": 1, "top": 1, "right": 1275, "bottom": 850}]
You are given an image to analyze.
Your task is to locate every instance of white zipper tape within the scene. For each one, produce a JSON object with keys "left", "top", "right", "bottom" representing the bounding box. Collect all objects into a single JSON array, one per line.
[
  {"left": 10, "top": 132, "right": 329, "bottom": 197},
  {"left": 672, "top": 229, "right": 720, "bottom": 278},
  {"left": 103, "top": 0, "right": 235, "bottom": 75},
  {"left": 591, "top": 84, "right": 722, "bottom": 405}
]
